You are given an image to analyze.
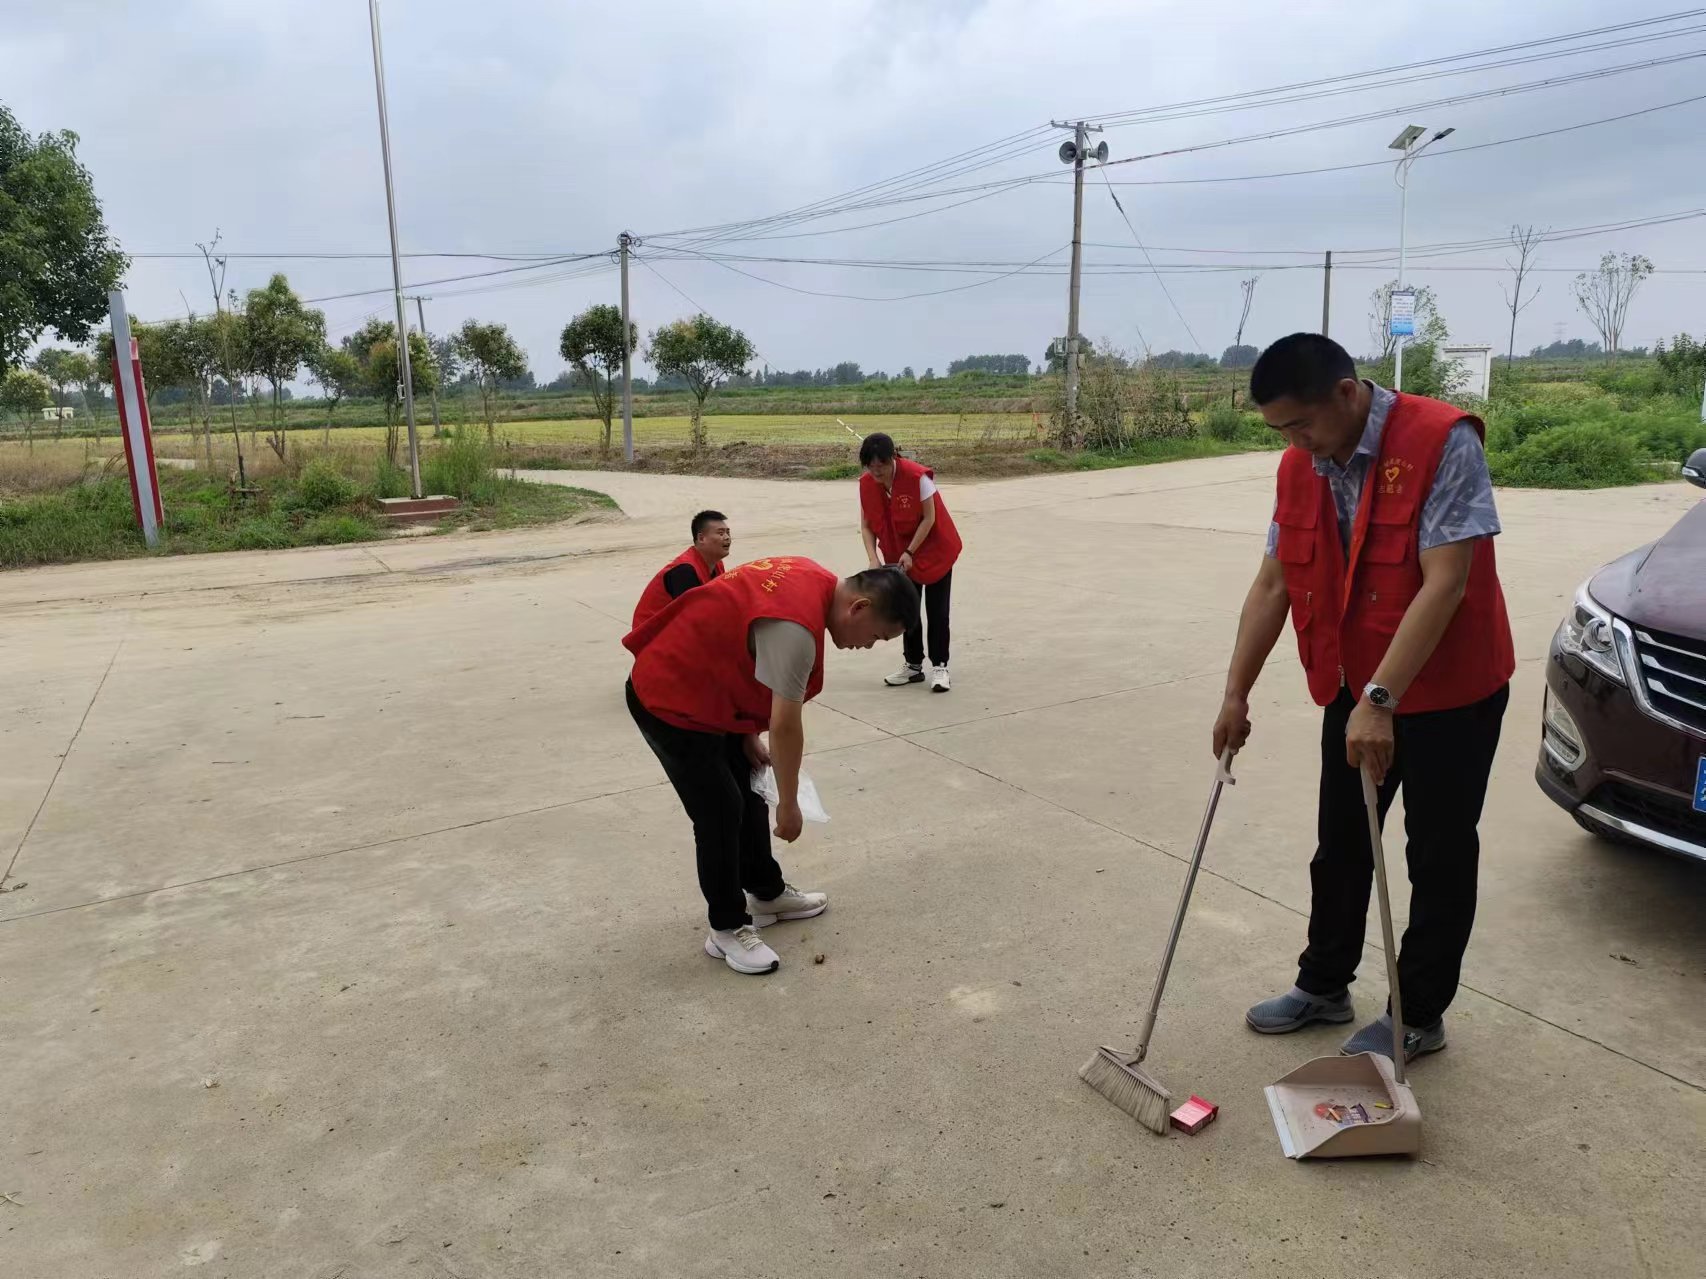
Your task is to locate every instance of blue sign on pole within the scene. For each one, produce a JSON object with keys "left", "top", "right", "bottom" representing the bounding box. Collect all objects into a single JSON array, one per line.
[
  {"left": 1693, "top": 755, "right": 1705, "bottom": 813},
  {"left": 1389, "top": 289, "right": 1417, "bottom": 338}
]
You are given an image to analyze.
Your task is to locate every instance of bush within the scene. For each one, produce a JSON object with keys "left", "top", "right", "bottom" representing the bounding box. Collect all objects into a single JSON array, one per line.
[
  {"left": 286, "top": 458, "right": 357, "bottom": 513},
  {"left": 1487, "top": 423, "right": 1645, "bottom": 489},
  {"left": 371, "top": 456, "right": 410, "bottom": 500},
  {"left": 1200, "top": 402, "right": 1245, "bottom": 442},
  {"left": 423, "top": 428, "right": 502, "bottom": 503}
]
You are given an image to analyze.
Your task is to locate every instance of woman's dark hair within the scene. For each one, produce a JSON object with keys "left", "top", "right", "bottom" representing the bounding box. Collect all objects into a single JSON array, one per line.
[{"left": 858, "top": 432, "right": 897, "bottom": 466}]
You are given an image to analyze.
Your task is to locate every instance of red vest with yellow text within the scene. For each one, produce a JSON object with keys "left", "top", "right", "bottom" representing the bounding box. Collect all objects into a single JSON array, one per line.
[
  {"left": 859, "top": 456, "right": 962, "bottom": 585},
  {"left": 632, "top": 546, "right": 722, "bottom": 628},
  {"left": 1271, "top": 393, "right": 1514, "bottom": 714},
  {"left": 624, "top": 556, "right": 838, "bottom": 734}
]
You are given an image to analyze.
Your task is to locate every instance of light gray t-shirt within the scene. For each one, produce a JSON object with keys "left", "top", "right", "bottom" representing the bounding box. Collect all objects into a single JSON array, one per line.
[{"left": 750, "top": 619, "right": 816, "bottom": 703}]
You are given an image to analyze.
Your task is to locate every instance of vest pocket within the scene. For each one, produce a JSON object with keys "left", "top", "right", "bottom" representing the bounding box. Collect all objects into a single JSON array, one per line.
[
  {"left": 1287, "top": 588, "right": 1314, "bottom": 666},
  {"left": 1275, "top": 525, "right": 1314, "bottom": 564}
]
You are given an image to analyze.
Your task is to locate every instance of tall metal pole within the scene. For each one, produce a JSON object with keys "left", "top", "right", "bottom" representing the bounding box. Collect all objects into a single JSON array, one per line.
[
  {"left": 1321, "top": 249, "right": 1332, "bottom": 336},
  {"left": 411, "top": 294, "right": 443, "bottom": 437},
  {"left": 1394, "top": 164, "right": 1409, "bottom": 393},
  {"left": 368, "top": 0, "right": 422, "bottom": 498},
  {"left": 1065, "top": 121, "right": 1087, "bottom": 426},
  {"left": 618, "top": 231, "right": 636, "bottom": 463}
]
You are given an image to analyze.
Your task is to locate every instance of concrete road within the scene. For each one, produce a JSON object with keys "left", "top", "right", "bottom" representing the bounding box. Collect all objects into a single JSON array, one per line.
[{"left": 2, "top": 456, "right": 1701, "bottom": 1278}]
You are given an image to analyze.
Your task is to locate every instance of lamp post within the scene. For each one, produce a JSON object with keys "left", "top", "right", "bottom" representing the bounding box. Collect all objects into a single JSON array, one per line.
[{"left": 1388, "top": 124, "right": 1453, "bottom": 392}]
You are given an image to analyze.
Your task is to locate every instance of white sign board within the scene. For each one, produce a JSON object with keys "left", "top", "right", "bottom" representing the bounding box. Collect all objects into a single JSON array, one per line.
[
  {"left": 1444, "top": 345, "right": 1493, "bottom": 400},
  {"left": 1389, "top": 290, "right": 1417, "bottom": 338}
]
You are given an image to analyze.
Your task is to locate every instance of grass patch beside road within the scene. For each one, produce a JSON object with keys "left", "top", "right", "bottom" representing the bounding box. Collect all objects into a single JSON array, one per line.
[{"left": 0, "top": 432, "right": 615, "bottom": 568}]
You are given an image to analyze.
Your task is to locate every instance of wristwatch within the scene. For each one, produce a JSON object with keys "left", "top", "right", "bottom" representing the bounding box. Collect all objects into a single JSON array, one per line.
[{"left": 1363, "top": 682, "right": 1397, "bottom": 710}]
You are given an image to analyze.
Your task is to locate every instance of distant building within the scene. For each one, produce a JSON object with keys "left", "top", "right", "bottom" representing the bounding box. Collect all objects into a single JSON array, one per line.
[{"left": 41, "top": 406, "right": 75, "bottom": 421}]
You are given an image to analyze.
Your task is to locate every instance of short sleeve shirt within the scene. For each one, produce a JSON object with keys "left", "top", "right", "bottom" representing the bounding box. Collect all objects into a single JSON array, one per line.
[
  {"left": 750, "top": 619, "right": 817, "bottom": 703},
  {"left": 1263, "top": 383, "right": 1501, "bottom": 557}
]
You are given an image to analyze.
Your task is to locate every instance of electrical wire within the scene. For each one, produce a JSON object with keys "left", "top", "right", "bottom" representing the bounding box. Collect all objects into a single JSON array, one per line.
[
  {"left": 646, "top": 244, "right": 1071, "bottom": 302},
  {"left": 1081, "top": 17, "right": 1706, "bottom": 128},
  {"left": 1096, "top": 169, "right": 1203, "bottom": 350}
]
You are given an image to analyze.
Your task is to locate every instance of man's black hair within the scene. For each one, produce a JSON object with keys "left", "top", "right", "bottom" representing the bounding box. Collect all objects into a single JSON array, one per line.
[
  {"left": 858, "top": 432, "right": 897, "bottom": 466},
  {"left": 690, "top": 509, "right": 727, "bottom": 540},
  {"left": 849, "top": 565, "right": 920, "bottom": 631},
  {"left": 1249, "top": 333, "right": 1357, "bottom": 406}
]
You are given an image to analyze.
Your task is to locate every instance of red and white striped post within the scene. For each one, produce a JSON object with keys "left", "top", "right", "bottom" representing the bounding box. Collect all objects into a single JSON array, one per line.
[{"left": 108, "top": 290, "right": 162, "bottom": 547}]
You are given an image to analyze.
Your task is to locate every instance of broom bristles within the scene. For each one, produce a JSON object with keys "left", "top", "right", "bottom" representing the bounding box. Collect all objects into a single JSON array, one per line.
[{"left": 1079, "top": 1047, "right": 1171, "bottom": 1135}]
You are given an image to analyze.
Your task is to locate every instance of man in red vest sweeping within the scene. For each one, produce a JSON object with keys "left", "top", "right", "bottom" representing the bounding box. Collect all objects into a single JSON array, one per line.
[
  {"left": 624, "top": 558, "right": 919, "bottom": 976},
  {"left": 632, "top": 509, "right": 732, "bottom": 627},
  {"left": 1212, "top": 333, "right": 1513, "bottom": 1061},
  {"left": 858, "top": 432, "right": 963, "bottom": 692}
]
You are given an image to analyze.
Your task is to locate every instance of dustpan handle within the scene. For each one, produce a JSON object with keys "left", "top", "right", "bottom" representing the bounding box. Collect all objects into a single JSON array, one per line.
[
  {"left": 1360, "top": 766, "right": 1406, "bottom": 1085},
  {"left": 1132, "top": 748, "right": 1235, "bottom": 1062}
]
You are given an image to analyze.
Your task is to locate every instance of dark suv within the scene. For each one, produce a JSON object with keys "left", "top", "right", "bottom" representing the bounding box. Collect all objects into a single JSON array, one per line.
[{"left": 1537, "top": 447, "right": 1706, "bottom": 861}]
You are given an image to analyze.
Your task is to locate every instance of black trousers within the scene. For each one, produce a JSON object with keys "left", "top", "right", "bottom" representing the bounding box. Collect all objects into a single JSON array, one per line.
[
  {"left": 626, "top": 681, "right": 785, "bottom": 932},
  {"left": 1296, "top": 683, "right": 1509, "bottom": 1027},
  {"left": 902, "top": 568, "right": 953, "bottom": 668}
]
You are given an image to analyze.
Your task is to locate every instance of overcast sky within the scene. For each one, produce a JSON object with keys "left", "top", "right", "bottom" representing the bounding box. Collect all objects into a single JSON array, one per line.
[{"left": 5, "top": 0, "right": 1703, "bottom": 381}]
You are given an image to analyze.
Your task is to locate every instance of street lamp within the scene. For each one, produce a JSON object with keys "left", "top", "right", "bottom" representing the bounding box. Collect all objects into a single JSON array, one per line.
[
  {"left": 1388, "top": 124, "right": 1454, "bottom": 392},
  {"left": 368, "top": 0, "right": 423, "bottom": 499}
]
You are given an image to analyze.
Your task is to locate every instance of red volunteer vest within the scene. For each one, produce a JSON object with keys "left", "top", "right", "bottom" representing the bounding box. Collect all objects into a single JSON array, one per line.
[
  {"left": 1272, "top": 392, "right": 1514, "bottom": 714},
  {"left": 859, "top": 456, "right": 962, "bottom": 585},
  {"left": 632, "top": 545, "right": 722, "bottom": 628},
  {"left": 623, "top": 556, "right": 838, "bottom": 735}
]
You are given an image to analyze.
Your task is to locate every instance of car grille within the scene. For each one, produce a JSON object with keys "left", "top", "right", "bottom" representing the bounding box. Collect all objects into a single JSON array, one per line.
[
  {"left": 1629, "top": 624, "right": 1706, "bottom": 735},
  {"left": 1590, "top": 781, "right": 1706, "bottom": 843}
]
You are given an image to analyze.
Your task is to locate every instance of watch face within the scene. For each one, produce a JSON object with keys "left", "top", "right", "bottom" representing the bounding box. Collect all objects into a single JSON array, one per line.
[{"left": 1369, "top": 686, "right": 1391, "bottom": 707}]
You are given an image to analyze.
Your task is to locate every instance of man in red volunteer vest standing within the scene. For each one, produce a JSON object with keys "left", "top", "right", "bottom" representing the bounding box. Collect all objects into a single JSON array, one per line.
[
  {"left": 858, "top": 432, "right": 963, "bottom": 692},
  {"left": 1212, "top": 333, "right": 1513, "bottom": 1062},
  {"left": 624, "top": 558, "right": 919, "bottom": 976},
  {"left": 632, "top": 509, "right": 731, "bottom": 627}
]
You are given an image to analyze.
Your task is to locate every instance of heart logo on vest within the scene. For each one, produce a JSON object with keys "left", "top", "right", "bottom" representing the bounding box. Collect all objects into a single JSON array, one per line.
[{"left": 1384, "top": 464, "right": 1401, "bottom": 483}]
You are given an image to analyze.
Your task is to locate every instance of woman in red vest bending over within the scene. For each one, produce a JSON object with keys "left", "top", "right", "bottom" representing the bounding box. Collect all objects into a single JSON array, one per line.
[
  {"left": 624, "top": 559, "right": 918, "bottom": 976},
  {"left": 858, "top": 433, "right": 963, "bottom": 692},
  {"left": 631, "top": 509, "right": 731, "bottom": 628},
  {"left": 1211, "top": 333, "right": 1513, "bottom": 1062}
]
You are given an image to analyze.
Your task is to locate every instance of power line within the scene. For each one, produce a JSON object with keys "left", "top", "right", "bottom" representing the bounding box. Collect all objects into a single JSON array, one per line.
[
  {"left": 647, "top": 243, "right": 1072, "bottom": 302},
  {"left": 1096, "top": 168, "right": 1202, "bottom": 349},
  {"left": 301, "top": 252, "right": 609, "bottom": 303},
  {"left": 1083, "top": 17, "right": 1706, "bottom": 129}
]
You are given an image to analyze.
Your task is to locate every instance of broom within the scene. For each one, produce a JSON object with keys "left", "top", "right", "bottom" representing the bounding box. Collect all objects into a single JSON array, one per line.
[{"left": 1080, "top": 748, "right": 1236, "bottom": 1132}]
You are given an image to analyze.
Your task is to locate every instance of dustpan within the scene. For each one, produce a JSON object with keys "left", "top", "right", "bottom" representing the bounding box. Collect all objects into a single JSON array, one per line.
[{"left": 1265, "top": 767, "right": 1421, "bottom": 1160}]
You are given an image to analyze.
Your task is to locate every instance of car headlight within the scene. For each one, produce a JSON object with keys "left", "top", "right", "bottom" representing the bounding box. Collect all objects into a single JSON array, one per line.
[{"left": 1556, "top": 583, "right": 1624, "bottom": 684}]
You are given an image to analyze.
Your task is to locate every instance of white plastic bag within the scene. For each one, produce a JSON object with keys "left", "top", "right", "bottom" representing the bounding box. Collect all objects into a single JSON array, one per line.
[{"left": 750, "top": 766, "right": 830, "bottom": 823}]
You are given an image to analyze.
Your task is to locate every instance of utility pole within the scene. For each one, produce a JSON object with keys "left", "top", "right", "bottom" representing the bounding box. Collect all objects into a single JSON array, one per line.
[
  {"left": 408, "top": 294, "right": 443, "bottom": 437},
  {"left": 1050, "top": 119, "right": 1103, "bottom": 429},
  {"left": 1321, "top": 250, "right": 1332, "bottom": 336},
  {"left": 368, "top": 0, "right": 422, "bottom": 498},
  {"left": 618, "top": 231, "right": 638, "bottom": 463}
]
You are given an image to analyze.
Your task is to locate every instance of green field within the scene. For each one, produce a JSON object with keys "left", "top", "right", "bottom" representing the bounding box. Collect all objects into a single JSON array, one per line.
[{"left": 144, "top": 412, "right": 1047, "bottom": 457}]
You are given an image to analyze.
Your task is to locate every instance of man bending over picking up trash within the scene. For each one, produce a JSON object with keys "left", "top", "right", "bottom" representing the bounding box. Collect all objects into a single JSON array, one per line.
[{"left": 624, "top": 558, "right": 919, "bottom": 975}]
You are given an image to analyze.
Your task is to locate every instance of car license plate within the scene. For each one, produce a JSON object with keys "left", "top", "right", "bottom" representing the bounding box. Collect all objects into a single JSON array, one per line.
[{"left": 1696, "top": 757, "right": 1706, "bottom": 813}]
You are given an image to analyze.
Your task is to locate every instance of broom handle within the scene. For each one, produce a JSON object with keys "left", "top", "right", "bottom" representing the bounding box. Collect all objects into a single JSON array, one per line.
[
  {"left": 1132, "top": 748, "right": 1235, "bottom": 1063},
  {"left": 1361, "top": 766, "right": 1407, "bottom": 1086}
]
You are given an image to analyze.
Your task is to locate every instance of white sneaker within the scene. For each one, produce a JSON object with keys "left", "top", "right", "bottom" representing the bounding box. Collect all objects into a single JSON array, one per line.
[
  {"left": 930, "top": 666, "right": 951, "bottom": 693},
  {"left": 748, "top": 882, "right": 828, "bottom": 927},
  {"left": 704, "top": 925, "right": 780, "bottom": 975},
  {"left": 885, "top": 663, "right": 925, "bottom": 687}
]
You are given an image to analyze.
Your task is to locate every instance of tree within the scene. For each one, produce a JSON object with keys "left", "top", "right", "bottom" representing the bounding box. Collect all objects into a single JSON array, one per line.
[
  {"left": 76, "top": 346, "right": 108, "bottom": 438},
  {"left": 1233, "top": 275, "right": 1259, "bottom": 352},
  {"left": 559, "top": 303, "right": 636, "bottom": 456},
  {"left": 1220, "top": 344, "right": 1259, "bottom": 368},
  {"left": 1, "top": 367, "right": 50, "bottom": 447},
  {"left": 646, "top": 314, "right": 756, "bottom": 450},
  {"left": 1368, "top": 281, "right": 1440, "bottom": 363},
  {"left": 1653, "top": 334, "right": 1706, "bottom": 401},
  {"left": 1366, "top": 287, "right": 1459, "bottom": 399},
  {"left": 900, "top": 366, "right": 915, "bottom": 380},
  {"left": 244, "top": 274, "right": 326, "bottom": 458},
  {"left": 344, "top": 319, "right": 436, "bottom": 462},
  {"left": 306, "top": 345, "right": 363, "bottom": 444},
  {"left": 948, "top": 353, "right": 1030, "bottom": 376},
  {"left": 1496, "top": 225, "right": 1546, "bottom": 364},
  {"left": 30, "top": 347, "right": 91, "bottom": 437},
  {"left": 0, "top": 106, "right": 128, "bottom": 375},
  {"left": 921, "top": 367, "right": 935, "bottom": 381},
  {"left": 1574, "top": 252, "right": 1653, "bottom": 361},
  {"left": 451, "top": 319, "right": 527, "bottom": 440}
]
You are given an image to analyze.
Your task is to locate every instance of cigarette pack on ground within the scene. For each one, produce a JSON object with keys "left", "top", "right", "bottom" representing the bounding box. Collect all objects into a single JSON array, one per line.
[{"left": 1169, "top": 1096, "right": 1219, "bottom": 1134}]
